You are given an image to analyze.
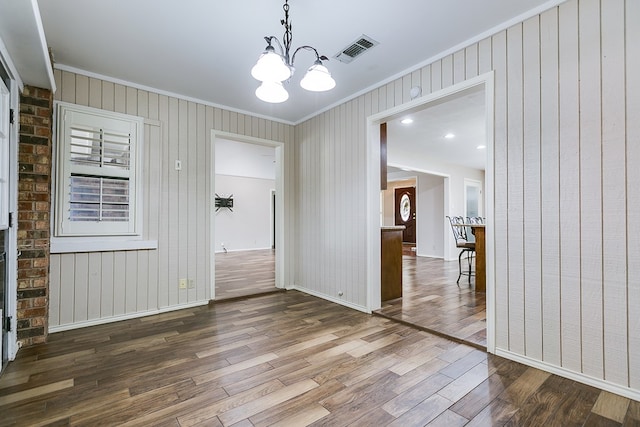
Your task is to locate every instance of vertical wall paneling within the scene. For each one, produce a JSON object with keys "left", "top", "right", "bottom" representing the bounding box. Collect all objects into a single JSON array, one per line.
[
  {"left": 73, "top": 253, "right": 88, "bottom": 322},
  {"left": 506, "top": 24, "right": 526, "bottom": 354},
  {"left": 60, "top": 71, "right": 74, "bottom": 103},
  {"left": 100, "top": 252, "right": 114, "bottom": 318},
  {"left": 478, "top": 39, "right": 493, "bottom": 75},
  {"left": 177, "top": 100, "right": 188, "bottom": 305},
  {"left": 453, "top": 50, "right": 465, "bottom": 83},
  {"left": 187, "top": 102, "right": 197, "bottom": 301},
  {"left": 114, "top": 84, "right": 126, "bottom": 113},
  {"left": 157, "top": 95, "right": 170, "bottom": 308},
  {"left": 522, "top": 16, "right": 543, "bottom": 360},
  {"left": 87, "top": 252, "right": 101, "bottom": 320},
  {"left": 420, "top": 65, "right": 432, "bottom": 97},
  {"left": 125, "top": 251, "right": 137, "bottom": 313},
  {"left": 465, "top": 45, "right": 479, "bottom": 79},
  {"left": 112, "top": 252, "right": 126, "bottom": 316},
  {"left": 558, "top": 0, "right": 582, "bottom": 373},
  {"left": 49, "top": 69, "right": 292, "bottom": 329},
  {"left": 206, "top": 106, "right": 215, "bottom": 297},
  {"left": 58, "top": 254, "right": 74, "bottom": 325},
  {"left": 75, "top": 74, "right": 88, "bottom": 106},
  {"left": 539, "top": 7, "right": 562, "bottom": 366},
  {"left": 492, "top": 30, "right": 509, "bottom": 349},
  {"left": 442, "top": 55, "right": 453, "bottom": 87},
  {"left": 402, "top": 74, "right": 411, "bottom": 104},
  {"left": 49, "top": 255, "right": 60, "bottom": 326},
  {"left": 292, "top": 0, "right": 639, "bottom": 399},
  {"left": 411, "top": 70, "right": 421, "bottom": 96},
  {"left": 601, "top": 0, "right": 628, "bottom": 386},
  {"left": 136, "top": 251, "right": 149, "bottom": 312},
  {"left": 101, "top": 81, "right": 114, "bottom": 111},
  {"left": 167, "top": 98, "right": 179, "bottom": 306},
  {"left": 627, "top": 0, "right": 640, "bottom": 390},
  {"left": 196, "top": 104, "right": 207, "bottom": 301},
  {"left": 88, "top": 78, "right": 101, "bottom": 109},
  {"left": 578, "top": 0, "right": 604, "bottom": 379}
]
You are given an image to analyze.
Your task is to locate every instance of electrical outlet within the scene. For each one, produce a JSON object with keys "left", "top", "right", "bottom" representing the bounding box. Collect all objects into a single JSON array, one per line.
[
  {"left": 188, "top": 279, "right": 195, "bottom": 289},
  {"left": 179, "top": 278, "right": 187, "bottom": 289}
]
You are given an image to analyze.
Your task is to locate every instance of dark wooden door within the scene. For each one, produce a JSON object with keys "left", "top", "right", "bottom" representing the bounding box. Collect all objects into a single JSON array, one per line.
[{"left": 394, "top": 187, "right": 416, "bottom": 243}]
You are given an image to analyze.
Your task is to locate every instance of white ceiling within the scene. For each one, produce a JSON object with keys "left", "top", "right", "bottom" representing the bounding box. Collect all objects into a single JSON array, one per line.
[
  {"left": 32, "top": 0, "right": 561, "bottom": 124},
  {"left": 387, "top": 85, "right": 486, "bottom": 171}
]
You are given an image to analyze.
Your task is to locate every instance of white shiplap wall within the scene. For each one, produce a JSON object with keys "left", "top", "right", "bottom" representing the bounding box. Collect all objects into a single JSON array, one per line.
[
  {"left": 294, "top": 0, "right": 640, "bottom": 396},
  {"left": 49, "top": 69, "right": 294, "bottom": 330}
]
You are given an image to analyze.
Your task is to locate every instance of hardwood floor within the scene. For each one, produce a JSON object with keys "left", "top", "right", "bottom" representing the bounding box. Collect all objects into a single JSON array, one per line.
[
  {"left": 217, "top": 250, "right": 486, "bottom": 348},
  {"left": 375, "top": 255, "right": 487, "bottom": 349},
  {"left": 0, "top": 290, "right": 638, "bottom": 426},
  {"left": 215, "top": 249, "right": 278, "bottom": 300}
]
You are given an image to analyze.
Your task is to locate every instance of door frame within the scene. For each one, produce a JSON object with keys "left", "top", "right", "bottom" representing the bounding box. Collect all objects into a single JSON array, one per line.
[
  {"left": 0, "top": 60, "right": 19, "bottom": 364},
  {"left": 210, "top": 131, "right": 289, "bottom": 300},
  {"left": 365, "top": 72, "right": 496, "bottom": 353},
  {"left": 464, "top": 178, "right": 484, "bottom": 219}
]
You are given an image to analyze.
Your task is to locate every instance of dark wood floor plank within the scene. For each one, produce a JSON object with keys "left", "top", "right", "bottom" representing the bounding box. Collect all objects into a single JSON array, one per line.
[{"left": 0, "top": 289, "right": 638, "bottom": 426}]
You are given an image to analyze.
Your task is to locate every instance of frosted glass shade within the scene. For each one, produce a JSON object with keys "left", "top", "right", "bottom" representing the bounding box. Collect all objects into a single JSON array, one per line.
[
  {"left": 255, "top": 81, "right": 289, "bottom": 103},
  {"left": 300, "top": 63, "right": 336, "bottom": 92},
  {"left": 251, "top": 50, "right": 291, "bottom": 82}
]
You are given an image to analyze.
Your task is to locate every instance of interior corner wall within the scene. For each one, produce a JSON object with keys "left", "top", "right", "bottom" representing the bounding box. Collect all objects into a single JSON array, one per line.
[
  {"left": 294, "top": 0, "right": 640, "bottom": 399},
  {"left": 214, "top": 174, "right": 274, "bottom": 252},
  {"left": 48, "top": 69, "right": 294, "bottom": 331}
]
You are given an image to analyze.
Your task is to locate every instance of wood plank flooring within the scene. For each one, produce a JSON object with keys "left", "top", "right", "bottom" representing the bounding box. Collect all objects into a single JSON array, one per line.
[
  {"left": 217, "top": 250, "right": 485, "bottom": 348},
  {"left": 0, "top": 290, "right": 638, "bottom": 426},
  {"left": 215, "top": 249, "right": 278, "bottom": 300},
  {"left": 375, "top": 256, "right": 487, "bottom": 348}
]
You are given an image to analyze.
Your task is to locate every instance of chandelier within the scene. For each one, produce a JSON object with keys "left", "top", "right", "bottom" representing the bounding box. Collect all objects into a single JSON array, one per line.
[{"left": 251, "top": 0, "right": 336, "bottom": 103}]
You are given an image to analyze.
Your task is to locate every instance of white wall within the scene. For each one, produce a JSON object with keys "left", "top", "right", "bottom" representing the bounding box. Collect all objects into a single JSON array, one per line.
[
  {"left": 295, "top": 0, "right": 640, "bottom": 400},
  {"left": 416, "top": 174, "right": 445, "bottom": 258},
  {"left": 215, "top": 174, "right": 274, "bottom": 252}
]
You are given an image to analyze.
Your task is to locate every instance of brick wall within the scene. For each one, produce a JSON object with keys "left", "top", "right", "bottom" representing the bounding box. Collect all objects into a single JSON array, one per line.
[{"left": 17, "top": 86, "right": 53, "bottom": 346}]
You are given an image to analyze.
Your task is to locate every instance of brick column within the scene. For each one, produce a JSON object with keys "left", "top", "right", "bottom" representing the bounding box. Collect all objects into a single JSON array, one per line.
[{"left": 17, "top": 86, "right": 53, "bottom": 346}]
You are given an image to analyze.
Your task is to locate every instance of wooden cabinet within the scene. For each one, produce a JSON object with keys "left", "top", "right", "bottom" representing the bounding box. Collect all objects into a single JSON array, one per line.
[{"left": 381, "top": 226, "right": 404, "bottom": 301}]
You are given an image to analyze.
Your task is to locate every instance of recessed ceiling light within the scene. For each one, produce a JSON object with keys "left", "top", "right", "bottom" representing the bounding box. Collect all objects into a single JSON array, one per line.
[
  {"left": 477, "top": 145, "right": 486, "bottom": 149},
  {"left": 401, "top": 118, "right": 413, "bottom": 125},
  {"left": 444, "top": 133, "right": 455, "bottom": 139}
]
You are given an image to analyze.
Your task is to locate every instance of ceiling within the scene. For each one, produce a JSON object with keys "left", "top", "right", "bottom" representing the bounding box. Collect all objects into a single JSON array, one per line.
[
  {"left": 29, "top": 0, "right": 560, "bottom": 124},
  {"left": 387, "top": 85, "right": 486, "bottom": 171}
]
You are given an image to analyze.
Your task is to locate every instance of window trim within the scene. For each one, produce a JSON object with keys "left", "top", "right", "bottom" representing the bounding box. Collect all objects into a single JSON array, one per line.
[{"left": 53, "top": 102, "right": 145, "bottom": 242}]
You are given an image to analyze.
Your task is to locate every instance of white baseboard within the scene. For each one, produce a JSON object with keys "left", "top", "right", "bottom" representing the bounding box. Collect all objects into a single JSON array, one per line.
[
  {"left": 415, "top": 253, "right": 444, "bottom": 259},
  {"left": 496, "top": 348, "right": 640, "bottom": 401},
  {"left": 49, "top": 300, "right": 210, "bottom": 333},
  {"left": 293, "top": 285, "right": 371, "bottom": 314},
  {"left": 214, "top": 247, "right": 272, "bottom": 254}
]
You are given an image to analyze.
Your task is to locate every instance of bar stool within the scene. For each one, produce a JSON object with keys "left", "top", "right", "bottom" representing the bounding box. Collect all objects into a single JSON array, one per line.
[{"left": 446, "top": 216, "right": 475, "bottom": 285}]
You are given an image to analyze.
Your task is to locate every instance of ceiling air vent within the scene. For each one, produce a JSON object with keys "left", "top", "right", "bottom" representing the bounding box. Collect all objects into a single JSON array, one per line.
[{"left": 334, "top": 35, "right": 379, "bottom": 64}]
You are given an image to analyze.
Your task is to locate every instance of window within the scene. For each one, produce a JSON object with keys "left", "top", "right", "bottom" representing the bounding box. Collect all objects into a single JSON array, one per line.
[{"left": 54, "top": 103, "right": 143, "bottom": 237}]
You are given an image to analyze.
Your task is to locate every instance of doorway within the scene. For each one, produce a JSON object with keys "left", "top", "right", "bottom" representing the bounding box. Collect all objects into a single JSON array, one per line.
[
  {"left": 366, "top": 73, "right": 495, "bottom": 351},
  {"left": 210, "top": 132, "right": 287, "bottom": 301}
]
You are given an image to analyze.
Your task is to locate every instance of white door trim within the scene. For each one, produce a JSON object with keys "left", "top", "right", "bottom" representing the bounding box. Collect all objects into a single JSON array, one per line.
[
  {"left": 209, "top": 131, "right": 288, "bottom": 301},
  {"left": 365, "top": 72, "right": 496, "bottom": 353}
]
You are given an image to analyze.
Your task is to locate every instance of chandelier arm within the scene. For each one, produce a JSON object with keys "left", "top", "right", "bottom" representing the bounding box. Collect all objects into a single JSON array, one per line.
[
  {"left": 291, "top": 45, "right": 322, "bottom": 67},
  {"left": 265, "top": 36, "right": 285, "bottom": 56}
]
